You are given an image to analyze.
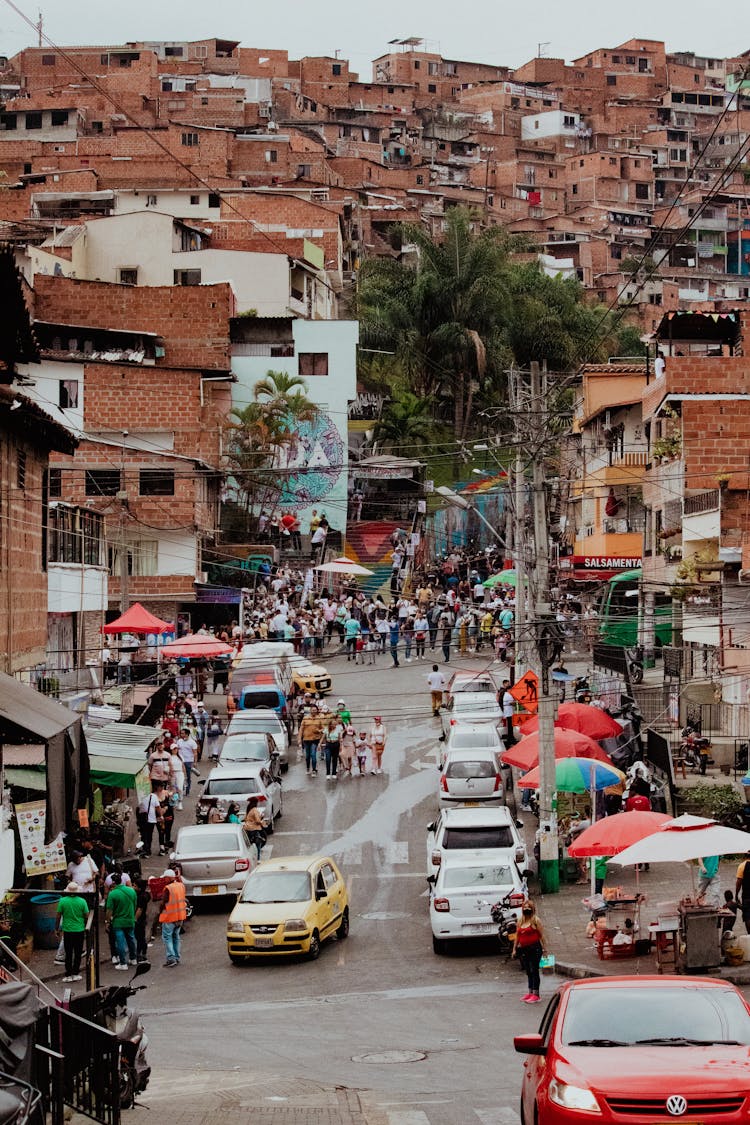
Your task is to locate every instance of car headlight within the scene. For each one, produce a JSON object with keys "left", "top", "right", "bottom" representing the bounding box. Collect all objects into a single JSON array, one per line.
[
  {"left": 284, "top": 918, "right": 307, "bottom": 931},
  {"left": 227, "top": 922, "right": 245, "bottom": 933},
  {"left": 549, "top": 1078, "right": 601, "bottom": 1114}
]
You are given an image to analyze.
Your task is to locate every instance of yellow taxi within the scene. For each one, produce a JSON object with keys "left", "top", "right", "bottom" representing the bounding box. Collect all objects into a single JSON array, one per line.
[
  {"left": 226, "top": 855, "right": 349, "bottom": 963},
  {"left": 288, "top": 655, "right": 332, "bottom": 696}
]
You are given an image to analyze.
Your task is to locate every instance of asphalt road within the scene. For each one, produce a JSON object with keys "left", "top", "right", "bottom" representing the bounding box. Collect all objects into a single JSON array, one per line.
[{"left": 130, "top": 653, "right": 543, "bottom": 1124}]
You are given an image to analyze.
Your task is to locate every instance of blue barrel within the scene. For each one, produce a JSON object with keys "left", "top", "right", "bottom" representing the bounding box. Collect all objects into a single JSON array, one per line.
[{"left": 30, "top": 893, "right": 60, "bottom": 950}]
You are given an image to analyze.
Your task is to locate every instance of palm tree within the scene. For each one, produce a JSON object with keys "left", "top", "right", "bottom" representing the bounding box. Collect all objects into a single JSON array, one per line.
[{"left": 374, "top": 391, "right": 434, "bottom": 454}]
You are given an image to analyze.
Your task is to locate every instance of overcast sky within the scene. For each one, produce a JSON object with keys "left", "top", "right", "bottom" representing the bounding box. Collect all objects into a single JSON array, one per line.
[{"left": 2, "top": 0, "right": 748, "bottom": 72}]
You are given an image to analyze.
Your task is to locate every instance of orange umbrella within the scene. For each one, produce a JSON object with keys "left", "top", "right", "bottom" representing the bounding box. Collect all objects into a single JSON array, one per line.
[
  {"left": 567, "top": 810, "right": 672, "bottom": 858},
  {"left": 502, "top": 727, "right": 611, "bottom": 771},
  {"left": 521, "top": 702, "right": 622, "bottom": 741}
]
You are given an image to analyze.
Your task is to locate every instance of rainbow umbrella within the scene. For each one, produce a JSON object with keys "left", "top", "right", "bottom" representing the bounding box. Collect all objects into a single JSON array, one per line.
[{"left": 517, "top": 756, "right": 624, "bottom": 793}]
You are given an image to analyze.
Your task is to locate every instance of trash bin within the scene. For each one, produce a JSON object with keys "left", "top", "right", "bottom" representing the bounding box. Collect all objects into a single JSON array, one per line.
[{"left": 30, "top": 893, "right": 60, "bottom": 950}]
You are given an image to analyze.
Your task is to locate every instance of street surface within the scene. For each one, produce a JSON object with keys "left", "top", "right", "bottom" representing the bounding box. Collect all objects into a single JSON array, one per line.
[{"left": 129, "top": 653, "right": 539, "bottom": 1124}]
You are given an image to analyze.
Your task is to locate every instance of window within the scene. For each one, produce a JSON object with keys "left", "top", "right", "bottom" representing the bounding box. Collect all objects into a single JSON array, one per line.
[
  {"left": 118, "top": 268, "right": 138, "bottom": 285},
  {"left": 572, "top": 183, "right": 578, "bottom": 194},
  {"left": 16, "top": 450, "right": 26, "bottom": 490},
  {"left": 265, "top": 149, "right": 278, "bottom": 163},
  {"left": 85, "top": 469, "right": 121, "bottom": 496},
  {"left": 414, "top": 60, "right": 420, "bottom": 70},
  {"left": 606, "top": 75, "right": 617, "bottom": 86},
  {"left": 208, "top": 192, "right": 220, "bottom": 208},
  {"left": 299, "top": 352, "right": 329, "bottom": 377},
  {"left": 58, "top": 380, "right": 79, "bottom": 409},
  {"left": 181, "top": 132, "right": 199, "bottom": 147},
  {"left": 161, "top": 81, "right": 173, "bottom": 92},
  {"left": 190, "top": 194, "right": 200, "bottom": 205},
  {"left": 612, "top": 55, "right": 622, "bottom": 64},
  {"left": 332, "top": 63, "right": 341, "bottom": 76},
  {"left": 108, "top": 539, "right": 157, "bottom": 577},
  {"left": 635, "top": 183, "right": 649, "bottom": 200},
  {"left": 50, "top": 110, "right": 68, "bottom": 126},
  {"left": 146, "top": 194, "right": 157, "bottom": 206},
  {"left": 48, "top": 468, "right": 62, "bottom": 498},
  {"left": 2, "top": 113, "right": 16, "bottom": 130},
  {"left": 638, "top": 58, "right": 649, "bottom": 72},
  {"left": 90, "top": 121, "right": 103, "bottom": 134},
  {"left": 164, "top": 46, "right": 184, "bottom": 57},
  {"left": 416, "top": 174, "right": 423, "bottom": 185},
  {"left": 25, "top": 112, "right": 42, "bottom": 129},
  {"left": 611, "top": 245, "right": 622, "bottom": 260},
  {"left": 297, "top": 163, "right": 312, "bottom": 178},
  {"left": 42, "top": 54, "right": 55, "bottom": 65},
  {"left": 173, "top": 269, "right": 201, "bottom": 286},
  {"left": 427, "top": 83, "right": 437, "bottom": 94},
  {"left": 563, "top": 114, "right": 575, "bottom": 127},
  {"left": 139, "top": 469, "right": 175, "bottom": 496},
  {"left": 626, "top": 56, "right": 636, "bottom": 65}
]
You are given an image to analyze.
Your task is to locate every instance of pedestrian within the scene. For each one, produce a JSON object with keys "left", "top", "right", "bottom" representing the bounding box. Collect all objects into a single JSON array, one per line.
[
  {"left": 55, "top": 881, "right": 90, "bottom": 982},
  {"left": 319, "top": 716, "right": 344, "bottom": 779},
  {"left": 148, "top": 740, "right": 172, "bottom": 792},
  {"left": 512, "top": 900, "right": 547, "bottom": 1003},
  {"left": 388, "top": 617, "right": 400, "bottom": 668},
  {"left": 157, "top": 786, "right": 175, "bottom": 854},
  {"left": 105, "top": 871, "right": 138, "bottom": 971},
  {"left": 376, "top": 615, "right": 389, "bottom": 654},
  {"left": 366, "top": 626, "right": 378, "bottom": 665},
  {"left": 176, "top": 727, "right": 198, "bottom": 796},
  {"left": 169, "top": 745, "right": 186, "bottom": 809},
  {"left": 134, "top": 878, "right": 150, "bottom": 962},
  {"left": 344, "top": 614, "right": 361, "bottom": 661},
  {"left": 243, "top": 799, "right": 268, "bottom": 859},
  {"left": 137, "top": 790, "right": 162, "bottom": 858},
  {"left": 501, "top": 680, "right": 517, "bottom": 746},
  {"left": 159, "top": 869, "right": 187, "bottom": 967},
  {"left": 370, "top": 715, "right": 387, "bottom": 774},
  {"left": 427, "top": 664, "right": 446, "bottom": 717},
  {"left": 340, "top": 724, "right": 355, "bottom": 776},
  {"left": 403, "top": 616, "right": 415, "bottom": 662},
  {"left": 299, "top": 704, "right": 322, "bottom": 775},
  {"left": 194, "top": 701, "right": 208, "bottom": 757},
  {"left": 205, "top": 709, "right": 223, "bottom": 761},
  {"left": 428, "top": 603, "right": 441, "bottom": 651},
  {"left": 439, "top": 607, "right": 453, "bottom": 663},
  {"left": 354, "top": 730, "right": 369, "bottom": 775},
  {"left": 336, "top": 698, "right": 352, "bottom": 726},
  {"left": 697, "top": 855, "right": 721, "bottom": 908},
  {"left": 413, "top": 611, "right": 429, "bottom": 660}
]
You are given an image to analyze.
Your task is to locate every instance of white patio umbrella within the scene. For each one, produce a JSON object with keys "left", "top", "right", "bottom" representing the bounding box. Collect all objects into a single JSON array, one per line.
[
  {"left": 314, "top": 556, "right": 374, "bottom": 577},
  {"left": 612, "top": 814, "right": 750, "bottom": 867}
]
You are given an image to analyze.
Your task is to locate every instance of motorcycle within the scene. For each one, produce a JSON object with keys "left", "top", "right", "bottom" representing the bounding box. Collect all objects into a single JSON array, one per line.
[
  {"left": 573, "top": 675, "right": 592, "bottom": 704},
  {"left": 489, "top": 890, "right": 525, "bottom": 956},
  {"left": 680, "top": 723, "right": 713, "bottom": 775},
  {"left": 607, "top": 695, "right": 644, "bottom": 772},
  {"left": 0, "top": 1072, "right": 42, "bottom": 1125},
  {"left": 68, "top": 961, "right": 151, "bottom": 1108}
]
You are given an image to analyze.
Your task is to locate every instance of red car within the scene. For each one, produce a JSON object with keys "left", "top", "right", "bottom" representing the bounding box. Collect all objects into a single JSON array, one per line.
[{"left": 514, "top": 975, "right": 750, "bottom": 1123}]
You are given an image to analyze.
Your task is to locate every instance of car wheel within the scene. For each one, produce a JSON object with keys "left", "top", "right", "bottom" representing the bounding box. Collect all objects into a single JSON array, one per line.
[
  {"left": 337, "top": 907, "right": 349, "bottom": 940},
  {"left": 308, "top": 929, "right": 321, "bottom": 960},
  {"left": 432, "top": 936, "right": 446, "bottom": 955},
  {"left": 266, "top": 815, "right": 274, "bottom": 835},
  {"left": 276, "top": 801, "right": 282, "bottom": 820},
  {"left": 229, "top": 954, "right": 246, "bottom": 966}
]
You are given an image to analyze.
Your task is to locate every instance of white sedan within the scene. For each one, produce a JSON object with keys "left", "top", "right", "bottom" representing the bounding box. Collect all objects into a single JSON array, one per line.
[
  {"left": 428, "top": 853, "right": 526, "bottom": 954},
  {"left": 441, "top": 691, "right": 502, "bottom": 737},
  {"left": 438, "top": 721, "right": 504, "bottom": 770},
  {"left": 438, "top": 748, "right": 505, "bottom": 808}
]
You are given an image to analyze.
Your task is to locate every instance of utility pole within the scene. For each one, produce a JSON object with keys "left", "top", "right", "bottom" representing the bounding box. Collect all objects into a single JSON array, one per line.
[
  {"left": 118, "top": 435, "right": 129, "bottom": 613},
  {"left": 529, "top": 360, "right": 559, "bottom": 895},
  {"left": 37, "top": 10, "right": 43, "bottom": 47},
  {"left": 510, "top": 367, "right": 526, "bottom": 679}
]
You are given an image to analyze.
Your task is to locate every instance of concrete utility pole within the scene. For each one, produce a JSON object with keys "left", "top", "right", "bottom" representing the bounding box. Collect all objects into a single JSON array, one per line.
[
  {"left": 509, "top": 367, "right": 526, "bottom": 680},
  {"left": 529, "top": 361, "right": 559, "bottom": 895}
]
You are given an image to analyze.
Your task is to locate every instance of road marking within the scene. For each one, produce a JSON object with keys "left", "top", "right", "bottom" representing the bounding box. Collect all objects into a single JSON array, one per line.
[
  {"left": 341, "top": 844, "right": 363, "bottom": 865},
  {"left": 383, "top": 841, "right": 408, "bottom": 864},
  {"left": 411, "top": 759, "right": 437, "bottom": 770}
]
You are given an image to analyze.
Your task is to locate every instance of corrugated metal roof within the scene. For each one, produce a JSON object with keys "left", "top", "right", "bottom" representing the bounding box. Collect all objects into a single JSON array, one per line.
[{"left": 86, "top": 722, "right": 161, "bottom": 759}]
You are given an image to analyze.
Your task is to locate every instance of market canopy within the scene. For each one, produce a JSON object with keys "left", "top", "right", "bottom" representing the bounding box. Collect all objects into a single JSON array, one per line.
[
  {"left": 567, "top": 810, "right": 672, "bottom": 858},
  {"left": 521, "top": 703, "right": 622, "bottom": 741},
  {"left": 613, "top": 814, "right": 750, "bottom": 866},
  {"left": 483, "top": 569, "right": 527, "bottom": 588},
  {"left": 161, "top": 634, "right": 233, "bottom": 659},
  {"left": 502, "top": 728, "right": 611, "bottom": 771},
  {"left": 102, "top": 602, "right": 172, "bottom": 634},
  {"left": 517, "top": 756, "right": 625, "bottom": 793},
  {"left": 314, "top": 556, "right": 374, "bottom": 576}
]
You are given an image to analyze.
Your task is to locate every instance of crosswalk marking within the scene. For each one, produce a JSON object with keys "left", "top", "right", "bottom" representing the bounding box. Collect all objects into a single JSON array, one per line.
[
  {"left": 340, "top": 844, "right": 363, "bottom": 865},
  {"left": 381, "top": 1110, "right": 519, "bottom": 1125},
  {"left": 383, "top": 841, "right": 409, "bottom": 864},
  {"left": 384, "top": 1113, "right": 431, "bottom": 1125}
]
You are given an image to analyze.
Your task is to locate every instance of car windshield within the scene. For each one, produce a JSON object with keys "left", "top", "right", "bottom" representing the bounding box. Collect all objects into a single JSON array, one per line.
[
  {"left": 221, "top": 740, "right": 268, "bottom": 762},
  {"left": 242, "top": 692, "right": 282, "bottom": 709},
  {"left": 442, "top": 865, "right": 513, "bottom": 888},
  {"left": 454, "top": 698, "right": 496, "bottom": 712},
  {"left": 240, "top": 870, "right": 312, "bottom": 904},
  {"left": 442, "top": 826, "right": 514, "bottom": 849},
  {"left": 451, "top": 730, "right": 499, "bottom": 748},
  {"left": 233, "top": 718, "right": 283, "bottom": 735},
  {"left": 445, "top": 759, "right": 495, "bottom": 779},
  {"left": 177, "top": 831, "right": 239, "bottom": 854},
  {"left": 455, "top": 680, "right": 493, "bottom": 693},
  {"left": 563, "top": 986, "right": 750, "bottom": 1046},
  {"left": 204, "top": 777, "right": 260, "bottom": 796}
]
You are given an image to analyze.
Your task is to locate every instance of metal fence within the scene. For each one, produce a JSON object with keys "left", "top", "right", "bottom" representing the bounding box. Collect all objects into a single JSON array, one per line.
[{"left": 35, "top": 1004, "right": 121, "bottom": 1125}]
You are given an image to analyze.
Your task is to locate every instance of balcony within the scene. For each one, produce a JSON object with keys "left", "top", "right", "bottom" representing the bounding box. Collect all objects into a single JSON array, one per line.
[{"left": 683, "top": 489, "right": 720, "bottom": 516}]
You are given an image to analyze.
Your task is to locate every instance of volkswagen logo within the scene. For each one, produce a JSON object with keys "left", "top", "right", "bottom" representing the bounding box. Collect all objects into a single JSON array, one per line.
[{"left": 666, "top": 1095, "right": 688, "bottom": 1117}]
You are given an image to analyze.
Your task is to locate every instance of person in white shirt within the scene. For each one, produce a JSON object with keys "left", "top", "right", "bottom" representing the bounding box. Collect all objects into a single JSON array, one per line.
[
  {"left": 176, "top": 729, "right": 198, "bottom": 795},
  {"left": 369, "top": 717, "right": 387, "bottom": 774},
  {"left": 501, "top": 680, "right": 517, "bottom": 745},
  {"left": 427, "top": 665, "right": 446, "bottom": 716}
]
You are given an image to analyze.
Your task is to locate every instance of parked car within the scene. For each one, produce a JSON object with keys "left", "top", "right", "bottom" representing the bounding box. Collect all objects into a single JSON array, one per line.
[
  {"left": 238, "top": 684, "right": 292, "bottom": 738},
  {"left": 428, "top": 853, "right": 526, "bottom": 954},
  {"left": 426, "top": 806, "right": 528, "bottom": 876},
  {"left": 286, "top": 654, "right": 332, "bottom": 696},
  {"left": 514, "top": 975, "right": 750, "bottom": 1123},
  {"left": 441, "top": 692, "right": 502, "bottom": 737},
  {"left": 196, "top": 762, "right": 282, "bottom": 826},
  {"left": 218, "top": 732, "right": 281, "bottom": 780},
  {"left": 438, "top": 748, "right": 505, "bottom": 808},
  {"left": 226, "top": 855, "right": 349, "bottom": 963},
  {"left": 170, "top": 823, "right": 258, "bottom": 900},
  {"left": 445, "top": 671, "right": 497, "bottom": 704},
  {"left": 226, "top": 708, "right": 290, "bottom": 769},
  {"left": 438, "top": 722, "right": 504, "bottom": 770}
]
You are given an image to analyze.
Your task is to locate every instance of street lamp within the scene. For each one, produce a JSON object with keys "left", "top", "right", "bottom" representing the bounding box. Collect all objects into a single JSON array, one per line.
[{"left": 435, "top": 485, "right": 507, "bottom": 548}]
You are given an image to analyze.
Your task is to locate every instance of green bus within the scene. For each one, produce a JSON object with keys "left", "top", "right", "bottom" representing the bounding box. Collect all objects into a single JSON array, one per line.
[{"left": 596, "top": 568, "right": 673, "bottom": 648}]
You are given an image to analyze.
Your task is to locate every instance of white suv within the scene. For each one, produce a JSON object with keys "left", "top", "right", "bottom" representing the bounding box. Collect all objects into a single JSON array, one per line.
[{"left": 426, "top": 805, "right": 528, "bottom": 876}]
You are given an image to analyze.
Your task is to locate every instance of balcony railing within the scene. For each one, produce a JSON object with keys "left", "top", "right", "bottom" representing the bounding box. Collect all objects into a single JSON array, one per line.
[{"left": 684, "top": 489, "right": 720, "bottom": 516}]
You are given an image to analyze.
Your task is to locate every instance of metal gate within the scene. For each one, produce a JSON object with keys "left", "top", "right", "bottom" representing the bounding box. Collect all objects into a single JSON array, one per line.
[{"left": 35, "top": 1004, "right": 120, "bottom": 1125}]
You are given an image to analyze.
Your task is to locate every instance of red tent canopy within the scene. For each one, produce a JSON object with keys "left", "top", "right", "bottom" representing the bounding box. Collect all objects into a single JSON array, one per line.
[{"left": 102, "top": 602, "right": 173, "bottom": 634}]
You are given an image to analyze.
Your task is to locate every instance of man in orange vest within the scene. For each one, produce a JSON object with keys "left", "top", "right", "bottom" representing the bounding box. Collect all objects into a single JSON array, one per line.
[{"left": 159, "top": 868, "right": 187, "bottom": 967}]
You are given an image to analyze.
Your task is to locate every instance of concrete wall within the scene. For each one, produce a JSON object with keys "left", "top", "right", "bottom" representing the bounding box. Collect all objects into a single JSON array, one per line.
[{"left": 48, "top": 563, "right": 108, "bottom": 613}]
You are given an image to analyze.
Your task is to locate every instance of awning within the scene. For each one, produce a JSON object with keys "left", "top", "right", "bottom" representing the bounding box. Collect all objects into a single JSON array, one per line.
[
  {"left": 0, "top": 671, "right": 79, "bottom": 741},
  {"left": 4, "top": 767, "right": 46, "bottom": 792},
  {"left": 86, "top": 722, "right": 162, "bottom": 757},
  {"left": 88, "top": 755, "right": 149, "bottom": 789}
]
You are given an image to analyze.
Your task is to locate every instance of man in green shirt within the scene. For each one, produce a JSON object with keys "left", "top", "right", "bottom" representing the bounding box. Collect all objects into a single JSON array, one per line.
[
  {"left": 106, "top": 872, "right": 138, "bottom": 970},
  {"left": 55, "top": 881, "right": 89, "bottom": 982}
]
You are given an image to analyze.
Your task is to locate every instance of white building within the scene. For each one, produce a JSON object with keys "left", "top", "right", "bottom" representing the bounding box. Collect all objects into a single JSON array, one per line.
[
  {"left": 230, "top": 316, "right": 358, "bottom": 536},
  {"left": 521, "top": 109, "right": 582, "bottom": 142}
]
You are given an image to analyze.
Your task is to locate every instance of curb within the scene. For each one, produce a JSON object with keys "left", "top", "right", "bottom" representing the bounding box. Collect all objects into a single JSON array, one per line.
[
  {"left": 554, "top": 960, "right": 602, "bottom": 980},
  {"left": 554, "top": 959, "right": 750, "bottom": 985}
]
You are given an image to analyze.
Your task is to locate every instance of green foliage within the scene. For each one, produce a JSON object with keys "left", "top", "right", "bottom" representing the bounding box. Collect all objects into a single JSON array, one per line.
[
  {"left": 676, "top": 784, "right": 743, "bottom": 823},
  {"left": 374, "top": 391, "right": 434, "bottom": 454},
  {"left": 236, "top": 308, "right": 258, "bottom": 318}
]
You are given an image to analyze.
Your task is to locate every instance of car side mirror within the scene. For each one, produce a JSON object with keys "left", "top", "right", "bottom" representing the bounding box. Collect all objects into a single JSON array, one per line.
[
  {"left": 426, "top": 874, "right": 436, "bottom": 885},
  {"left": 516, "top": 820, "right": 524, "bottom": 829},
  {"left": 522, "top": 869, "right": 534, "bottom": 880},
  {"left": 316, "top": 889, "right": 327, "bottom": 900},
  {"left": 197, "top": 779, "right": 206, "bottom": 785},
  {"left": 514, "top": 1033, "right": 546, "bottom": 1056},
  {"left": 426, "top": 822, "right": 435, "bottom": 833}
]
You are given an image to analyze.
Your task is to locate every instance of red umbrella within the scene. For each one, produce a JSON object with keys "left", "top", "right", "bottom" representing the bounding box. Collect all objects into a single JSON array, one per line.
[
  {"left": 567, "top": 810, "right": 673, "bottom": 858},
  {"left": 161, "top": 634, "right": 232, "bottom": 658},
  {"left": 502, "top": 727, "right": 612, "bottom": 771},
  {"left": 522, "top": 702, "right": 622, "bottom": 741},
  {"left": 102, "top": 602, "right": 172, "bottom": 634}
]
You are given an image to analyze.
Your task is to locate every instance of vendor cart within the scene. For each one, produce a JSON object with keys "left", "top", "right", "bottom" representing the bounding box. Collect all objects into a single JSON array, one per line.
[
  {"left": 595, "top": 894, "right": 645, "bottom": 961},
  {"left": 679, "top": 901, "right": 722, "bottom": 971}
]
